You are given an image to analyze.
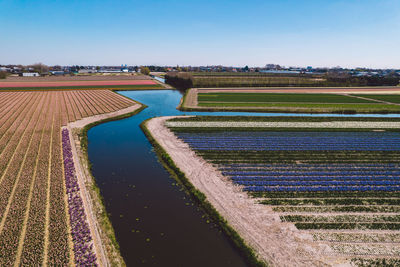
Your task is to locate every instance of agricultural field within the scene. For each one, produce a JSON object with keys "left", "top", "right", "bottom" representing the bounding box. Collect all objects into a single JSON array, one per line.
[
  {"left": 0, "top": 90, "right": 136, "bottom": 265},
  {"left": 165, "top": 72, "right": 400, "bottom": 89},
  {"left": 166, "top": 116, "right": 400, "bottom": 266},
  {"left": 181, "top": 88, "right": 400, "bottom": 113},
  {"left": 0, "top": 79, "right": 162, "bottom": 90}
]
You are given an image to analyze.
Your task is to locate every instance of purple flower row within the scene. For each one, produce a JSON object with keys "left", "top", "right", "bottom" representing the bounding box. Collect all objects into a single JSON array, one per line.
[{"left": 62, "top": 129, "right": 97, "bottom": 266}]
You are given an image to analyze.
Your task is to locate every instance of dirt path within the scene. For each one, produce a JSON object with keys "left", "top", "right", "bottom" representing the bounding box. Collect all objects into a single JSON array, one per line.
[
  {"left": 146, "top": 116, "right": 351, "bottom": 267},
  {"left": 183, "top": 88, "right": 198, "bottom": 108},
  {"left": 66, "top": 103, "right": 142, "bottom": 267},
  {"left": 342, "top": 94, "right": 400, "bottom": 106}
]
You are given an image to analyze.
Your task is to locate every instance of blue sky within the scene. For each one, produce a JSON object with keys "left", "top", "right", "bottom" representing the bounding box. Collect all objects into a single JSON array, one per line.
[{"left": 0, "top": 0, "right": 399, "bottom": 68}]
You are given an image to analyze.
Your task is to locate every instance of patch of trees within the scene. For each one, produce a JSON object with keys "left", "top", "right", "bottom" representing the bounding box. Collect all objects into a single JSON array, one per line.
[
  {"left": 140, "top": 66, "right": 151, "bottom": 75},
  {"left": 0, "top": 71, "right": 7, "bottom": 79},
  {"left": 165, "top": 72, "right": 193, "bottom": 89}
]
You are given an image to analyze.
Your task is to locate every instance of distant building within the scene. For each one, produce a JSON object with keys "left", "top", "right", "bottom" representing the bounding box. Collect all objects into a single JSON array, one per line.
[
  {"left": 22, "top": 72, "right": 40, "bottom": 77},
  {"left": 78, "top": 69, "right": 97, "bottom": 74},
  {"left": 50, "top": 71, "right": 65, "bottom": 75}
]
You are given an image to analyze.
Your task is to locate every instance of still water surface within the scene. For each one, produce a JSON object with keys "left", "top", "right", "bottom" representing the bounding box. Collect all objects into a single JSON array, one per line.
[{"left": 88, "top": 90, "right": 399, "bottom": 266}]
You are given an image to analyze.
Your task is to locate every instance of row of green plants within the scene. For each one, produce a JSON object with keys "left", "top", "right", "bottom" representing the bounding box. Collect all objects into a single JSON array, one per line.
[
  {"left": 282, "top": 214, "right": 400, "bottom": 223},
  {"left": 294, "top": 222, "right": 400, "bottom": 230},
  {"left": 169, "top": 115, "right": 400, "bottom": 122},
  {"left": 251, "top": 191, "right": 400, "bottom": 198},
  {"left": 272, "top": 205, "right": 400, "bottom": 213},
  {"left": 170, "top": 127, "right": 400, "bottom": 133},
  {"left": 261, "top": 197, "right": 400, "bottom": 206},
  {"left": 352, "top": 257, "right": 400, "bottom": 267}
]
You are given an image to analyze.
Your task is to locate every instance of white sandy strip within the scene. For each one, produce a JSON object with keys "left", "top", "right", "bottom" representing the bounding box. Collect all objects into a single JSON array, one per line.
[
  {"left": 166, "top": 121, "right": 400, "bottom": 129},
  {"left": 66, "top": 103, "right": 141, "bottom": 267},
  {"left": 147, "top": 116, "right": 352, "bottom": 267}
]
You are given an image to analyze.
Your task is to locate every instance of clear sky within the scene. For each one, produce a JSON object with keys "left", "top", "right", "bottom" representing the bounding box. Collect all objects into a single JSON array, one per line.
[{"left": 0, "top": 0, "right": 399, "bottom": 68}]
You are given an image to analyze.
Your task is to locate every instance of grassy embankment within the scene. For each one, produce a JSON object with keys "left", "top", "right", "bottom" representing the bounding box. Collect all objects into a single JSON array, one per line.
[
  {"left": 192, "top": 92, "right": 400, "bottom": 113},
  {"left": 140, "top": 119, "right": 267, "bottom": 267},
  {"left": 76, "top": 98, "right": 147, "bottom": 267}
]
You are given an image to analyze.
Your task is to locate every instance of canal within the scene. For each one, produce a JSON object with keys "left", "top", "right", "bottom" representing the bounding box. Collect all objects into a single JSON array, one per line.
[{"left": 88, "top": 90, "right": 398, "bottom": 266}]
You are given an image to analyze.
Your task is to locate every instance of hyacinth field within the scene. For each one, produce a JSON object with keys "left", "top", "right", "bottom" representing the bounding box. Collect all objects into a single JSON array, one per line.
[
  {"left": 62, "top": 129, "right": 97, "bottom": 266},
  {"left": 169, "top": 117, "right": 400, "bottom": 266},
  {"left": 0, "top": 90, "right": 135, "bottom": 265}
]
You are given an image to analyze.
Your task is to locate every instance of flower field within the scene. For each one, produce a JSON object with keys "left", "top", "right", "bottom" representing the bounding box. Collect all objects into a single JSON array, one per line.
[
  {"left": 0, "top": 79, "right": 159, "bottom": 90},
  {"left": 0, "top": 90, "right": 135, "bottom": 265},
  {"left": 168, "top": 116, "right": 400, "bottom": 266}
]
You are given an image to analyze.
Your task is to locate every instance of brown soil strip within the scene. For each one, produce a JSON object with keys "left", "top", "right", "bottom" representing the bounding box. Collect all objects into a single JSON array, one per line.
[{"left": 42, "top": 112, "right": 55, "bottom": 267}]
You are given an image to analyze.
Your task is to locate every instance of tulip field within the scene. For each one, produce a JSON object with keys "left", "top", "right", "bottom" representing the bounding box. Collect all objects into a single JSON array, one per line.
[
  {"left": 168, "top": 116, "right": 400, "bottom": 266},
  {"left": 0, "top": 90, "right": 135, "bottom": 265}
]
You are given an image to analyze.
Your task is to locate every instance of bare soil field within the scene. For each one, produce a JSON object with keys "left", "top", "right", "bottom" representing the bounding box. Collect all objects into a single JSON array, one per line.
[
  {"left": 0, "top": 90, "right": 137, "bottom": 266},
  {"left": 0, "top": 79, "right": 157, "bottom": 88},
  {"left": 2, "top": 74, "right": 152, "bottom": 82}
]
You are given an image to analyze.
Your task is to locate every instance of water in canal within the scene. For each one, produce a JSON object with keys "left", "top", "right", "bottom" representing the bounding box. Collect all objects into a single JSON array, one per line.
[{"left": 88, "top": 90, "right": 399, "bottom": 266}]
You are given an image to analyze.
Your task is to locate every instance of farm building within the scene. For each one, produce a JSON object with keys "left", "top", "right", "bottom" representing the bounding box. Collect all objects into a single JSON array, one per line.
[{"left": 21, "top": 72, "right": 40, "bottom": 77}]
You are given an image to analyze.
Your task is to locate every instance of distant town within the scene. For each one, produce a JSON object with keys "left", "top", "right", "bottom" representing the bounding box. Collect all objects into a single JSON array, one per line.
[{"left": 1, "top": 63, "right": 399, "bottom": 78}]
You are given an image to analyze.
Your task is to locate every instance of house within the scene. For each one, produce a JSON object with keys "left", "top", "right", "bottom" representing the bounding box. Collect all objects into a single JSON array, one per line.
[
  {"left": 22, "top": 72, "right": 40, "bottom": 77},
  {"left": 78, "top": 69, "right": 97, "bottom": 74},
  {"left": 50, "top": 71, "right": 65, "bottom": 75}
]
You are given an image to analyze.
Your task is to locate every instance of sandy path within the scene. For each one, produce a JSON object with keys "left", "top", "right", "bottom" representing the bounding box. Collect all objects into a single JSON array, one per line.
[
  {"left": 146, "top": 116, "right": 351, "bottom": 267},
  {"left": 66, "top": 103, "right": 141, "bottom": 267}
]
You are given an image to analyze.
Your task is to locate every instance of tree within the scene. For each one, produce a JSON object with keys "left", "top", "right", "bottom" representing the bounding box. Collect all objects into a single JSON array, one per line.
[
  {"left": 29, "top": 63, "right": 49, "bottom": 74},
  {"left": 140, "top": 66, "right": 150, "bottom": 75},
  {"left": 0, "top": 72, "right": 7, "bottom": 79}
]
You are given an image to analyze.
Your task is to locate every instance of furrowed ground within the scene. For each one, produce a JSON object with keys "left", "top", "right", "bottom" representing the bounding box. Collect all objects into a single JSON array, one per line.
[
  {"left": 0, "top": 90, "right": 136, "bottom": 265},
  {"left": 166, "top": 116, "right": 400, "bottom": 266},
  {"left": 181, "top": 88, "right": 400, "bottom": 113}
]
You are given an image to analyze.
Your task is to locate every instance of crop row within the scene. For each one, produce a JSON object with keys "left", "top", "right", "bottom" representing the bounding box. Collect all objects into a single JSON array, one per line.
[
  {"left": 260, "top": 198, "right": 400, "bottom": 206},
  {"left": 272, "top": 205, "right": 400, "bottom": 213},
  {"left": 282, "top": 215, "right": 400, "bottom": 223},
  {"left": 62, "top": 129, "right": 97, "bottom": 266},
  {"left": 312, "top": 232, "right": 400, "bottom": 243}
]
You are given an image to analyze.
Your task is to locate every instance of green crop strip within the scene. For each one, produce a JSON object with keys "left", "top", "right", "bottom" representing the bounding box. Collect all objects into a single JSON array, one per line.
[
  {"left": 352, "top": 94, "right": 400, "bottom": 104},
  {"left": 198, "top": 93, "right": 376, "bottom": 103}
]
